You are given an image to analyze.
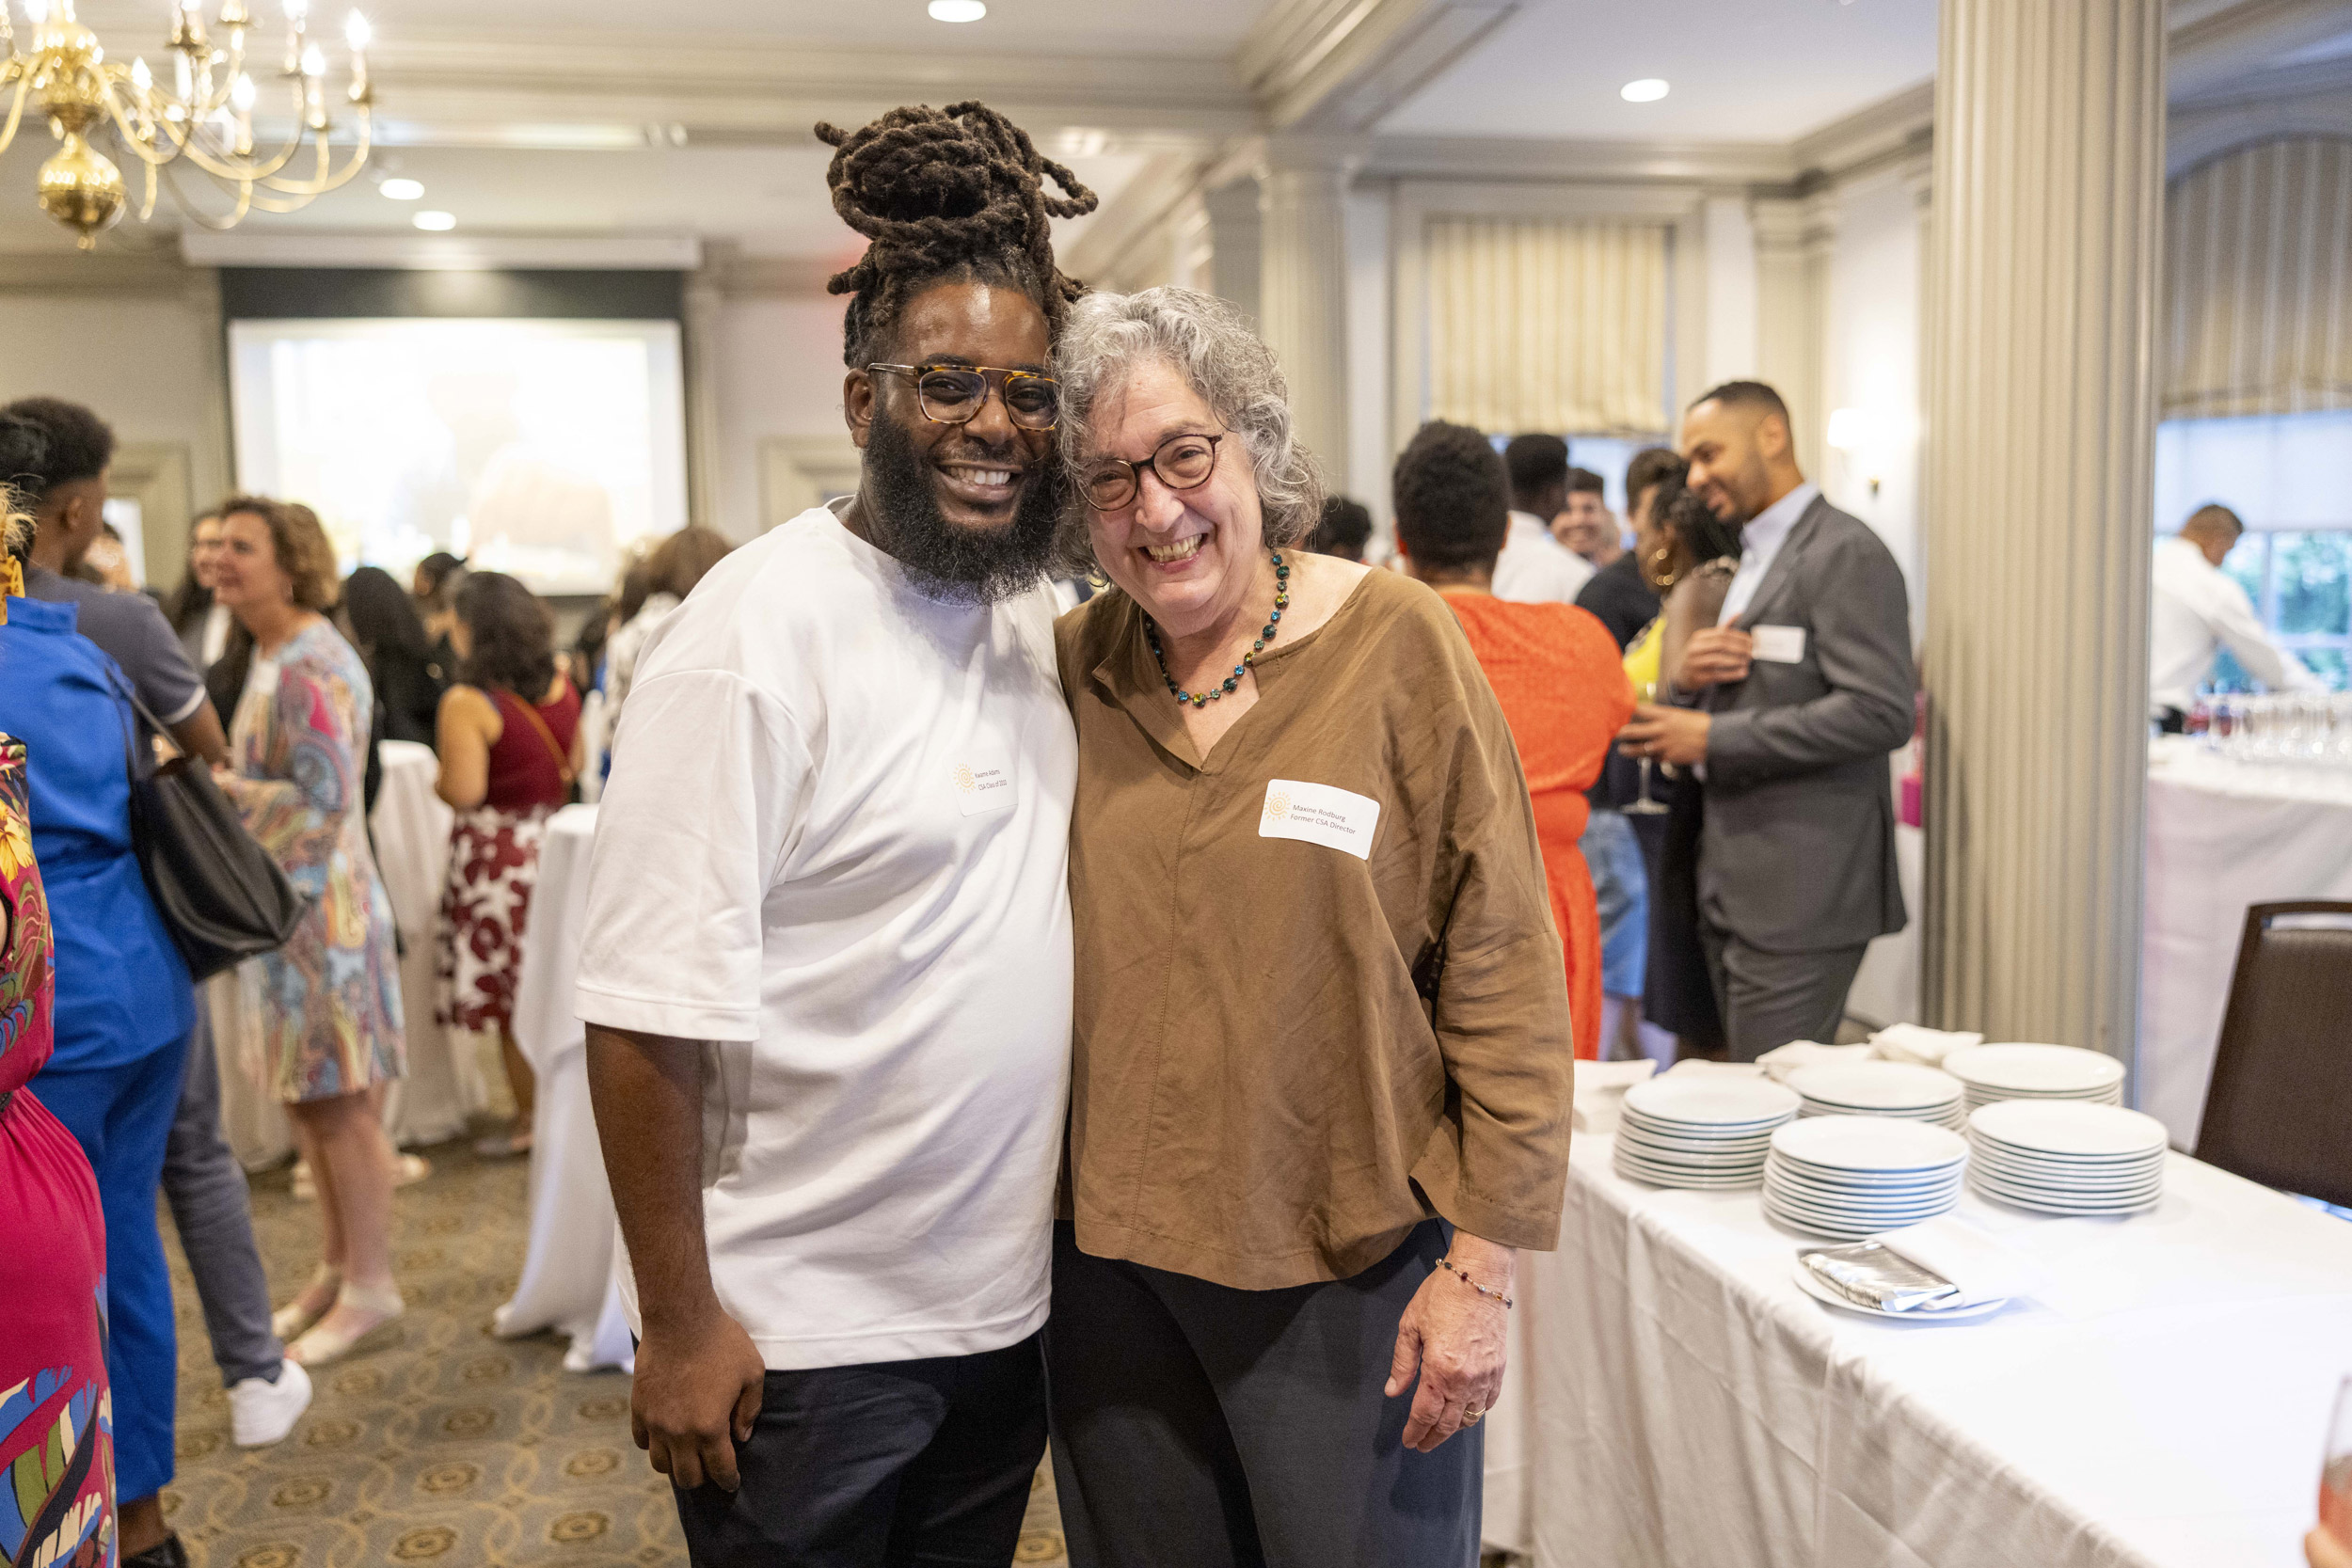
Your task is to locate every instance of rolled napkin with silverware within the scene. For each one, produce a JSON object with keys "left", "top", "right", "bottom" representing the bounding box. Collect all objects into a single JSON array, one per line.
[{"left": 1800, "top": 1213, "right": 2046, "bottom": 1313}]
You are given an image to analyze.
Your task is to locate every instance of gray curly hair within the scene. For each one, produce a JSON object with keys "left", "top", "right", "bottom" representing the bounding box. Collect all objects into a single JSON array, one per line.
[{"left": 1053, "top": 286, "right": 1324, "bottom": 571}]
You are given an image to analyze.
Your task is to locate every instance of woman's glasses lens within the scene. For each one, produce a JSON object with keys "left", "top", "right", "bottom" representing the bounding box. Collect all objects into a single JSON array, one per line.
[{"left": 1082, "top": 434, "right": 1223, "bottom": 512}]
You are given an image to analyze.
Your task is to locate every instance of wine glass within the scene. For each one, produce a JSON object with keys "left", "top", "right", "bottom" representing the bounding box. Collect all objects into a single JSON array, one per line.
[
  {"left": 2321, "top": 1374, "right": 2352, "bottom": 1559},
  {"left": 1624, "top": 680, "right": 1670, "bottom": 816}
]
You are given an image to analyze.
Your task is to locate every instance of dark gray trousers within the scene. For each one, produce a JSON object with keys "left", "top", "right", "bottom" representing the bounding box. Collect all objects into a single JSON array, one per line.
[
  {"left": 1044, "top": 1219, "right": 1480, "bottom": 1568},
  {"left": 1698, "top": 918, "right": 1870, "bottom": 1062},
  {"left": 162, "top": 1002, "right": 284, "bottom": 1386}
]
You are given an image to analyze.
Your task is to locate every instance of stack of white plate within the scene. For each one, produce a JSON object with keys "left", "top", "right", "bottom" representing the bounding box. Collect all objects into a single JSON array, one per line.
[
  {"left": 1785, "top": 1062, "right": 1966, "bottom": 1131},
  {"left": 1761, "top": 1117, "right": 1969, "bottom": 1240},
  {"left": 1613, "top": 1076, "right": 1800, "bottom": 1189},
  {"left": 1943, "top": 1044, "right": 2124, "bottom": 1112},
  {"left": 1966, "top": 1101, "right": 2168, "bottom": 1216}
]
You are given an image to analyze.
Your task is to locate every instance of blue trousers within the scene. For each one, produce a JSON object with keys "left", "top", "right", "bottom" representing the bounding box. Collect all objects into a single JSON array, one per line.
[{"left": 37, "top": 1028, "right": 193, "bottom": 1505}]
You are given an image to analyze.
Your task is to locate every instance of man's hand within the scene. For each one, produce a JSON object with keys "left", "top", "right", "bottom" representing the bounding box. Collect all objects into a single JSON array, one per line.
[
  {"left": 1385, "top": 1236, "right": 1513, "bottom": 1453},
  {"left": 1619, "top": 703, "right": 1711, "bottom": 768},
  {"left": 1677, "top": 626, "right": 1754, "bottom": 689},
  {"left": 631, "top": 1306, "right": 767, "bottom": 1491}
]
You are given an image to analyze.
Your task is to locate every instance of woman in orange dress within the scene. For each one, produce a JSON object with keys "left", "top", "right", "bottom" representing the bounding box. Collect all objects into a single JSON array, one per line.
[{"left": 1392, "top": 420, "right": 1635, "bottom": 1060}]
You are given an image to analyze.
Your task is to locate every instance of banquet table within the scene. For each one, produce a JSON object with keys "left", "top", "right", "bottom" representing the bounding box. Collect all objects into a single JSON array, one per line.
[
  {"left": 1482, "top": 1131, "right": 2352, "bottom": 1568},
  {"left": 214, "top": 738, "right": 485, "bottom": 1167},
  {"left": 2138, "top": 736, "right": 2352, "bottom": 1144},
  {"left": 491, "top": 803, "right": 634, "bottom": 1372}
]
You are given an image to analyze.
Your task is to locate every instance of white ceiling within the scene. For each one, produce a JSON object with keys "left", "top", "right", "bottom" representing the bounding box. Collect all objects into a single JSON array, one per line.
[{"left": 1378, "top": 0, "right": 1940, "bottom": 141}]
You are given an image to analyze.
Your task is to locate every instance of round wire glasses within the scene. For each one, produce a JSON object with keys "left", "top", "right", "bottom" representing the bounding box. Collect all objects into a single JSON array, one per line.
[
  {"left": 866, "top": 364, "right": 1060, "bottom": 430},
  {"left": 1080, "top": 432, "right": 1226, "bottom": 512}
]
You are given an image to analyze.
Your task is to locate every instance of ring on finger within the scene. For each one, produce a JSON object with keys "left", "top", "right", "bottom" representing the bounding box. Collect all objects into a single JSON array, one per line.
[{"left": 1463, "top": 1406, "right": 1486, "bottom": 1426}]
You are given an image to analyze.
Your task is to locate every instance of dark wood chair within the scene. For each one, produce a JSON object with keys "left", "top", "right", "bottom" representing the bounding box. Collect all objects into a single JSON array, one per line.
[{"left": 2193, "top": 900, "right": 2352, "bottom": 1209}]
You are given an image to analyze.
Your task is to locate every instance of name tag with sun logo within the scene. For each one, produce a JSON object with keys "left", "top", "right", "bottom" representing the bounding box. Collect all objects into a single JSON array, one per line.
[
  {"left": 1259, "top": 778, "right": 1380, "bottom": 861},
  {"left": 950, "top": 750, "right": 1018, "bottom": 816}
]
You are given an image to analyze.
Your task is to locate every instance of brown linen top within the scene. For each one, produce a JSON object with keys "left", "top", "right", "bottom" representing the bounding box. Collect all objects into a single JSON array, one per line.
[{"left": 1055, "top": 566, "right": 1577, "bottom": 1290}]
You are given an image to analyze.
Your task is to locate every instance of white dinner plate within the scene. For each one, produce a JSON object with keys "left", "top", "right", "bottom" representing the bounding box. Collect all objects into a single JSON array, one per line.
[
  {"left": 1613, "top": 1158, "right": 1765, "bottom": 1190},
  {"left": 1619, "top": 1114, "right": 1784, "bottom": 1147},
  {"left": 1789, "top": 1263, "right": 2008, "bottom": 1323},
  {"left": 1970, "top": 1145, "right": 2165, "bottom": 1178},
  {"left": 1967, "top": 1177, "right": 2161, "bottom": 1216},
  {"left": 1945, "top": 1044, "right": 2125, "bottom": 1097},
  {"left": 1966, "top": 1101, "right": 2169, "bottom": 1158},
  {"left": 1787, "top": 1062, "right": 1964, "bottom": 1113},
  {"left": 1968, "top": 1164, "right": 2164, "bottom": 1198},
  {"left": 1764, "top": 1162, "right": 1964, "bottom": 1201},
  {"left": 1615, "top": 1153, "right": 1769, "bottom": 1184},
  {"left": 1763, "top": 1189, "right": 1960, "bottom": 1225},
  {"left": 1623, "top": 1076, "right": 1802, "bottom": 1129},
  {"left": 1770, "top": 1116, "right": 1968, "bottom": 1174},
  {"left": 1617, "top": 1120, "right": 1777, "bottom": 1151}
]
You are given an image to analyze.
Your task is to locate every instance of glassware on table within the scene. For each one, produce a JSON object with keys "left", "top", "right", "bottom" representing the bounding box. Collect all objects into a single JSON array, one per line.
[
  {"left": 1624, "top": 679, "right": 1670, "bottom": 816},
  {"left": 2322, "top": 1373, "right": 2352, "bottom": 1555}
]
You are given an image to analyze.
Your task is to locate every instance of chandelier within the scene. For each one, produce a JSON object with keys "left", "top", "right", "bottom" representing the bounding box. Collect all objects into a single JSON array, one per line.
[{"left": 0, "top": 0, "right": 373, "bottom": 249}]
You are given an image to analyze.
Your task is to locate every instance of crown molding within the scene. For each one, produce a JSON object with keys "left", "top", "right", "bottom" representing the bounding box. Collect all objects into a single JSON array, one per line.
[
  {"left": 1789, "top": 79, "right": 1935, "bottom": 184},
  {"left": 1061, "top": 151, "right": 1216, "bottom": 284},
  {"left": 0, "top": 248, "right": 199, "bottom": 293},
  {"left": 1239, "top": 0, "right": 1520, "bottom": 133},
  {"left": 1362, "top": 135, "right": 1794, "bottom": 186},
  {"left": 365, "top": 30, "right": 1258, "bottom": 149},
  {"left": 2169, "top": 87, "right": 2352, "bottom": 172},
  {"left": 178, "top": 230, "right": 702, "bottom": 270},
  {"left": 2170, "top": 0, "right": 2352, "bottom": 102}
]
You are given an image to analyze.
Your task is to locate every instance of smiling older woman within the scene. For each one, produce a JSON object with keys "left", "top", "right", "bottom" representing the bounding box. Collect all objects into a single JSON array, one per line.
[{"left": 1042, "top": 286, "right": 1576, "bottom": 1567}]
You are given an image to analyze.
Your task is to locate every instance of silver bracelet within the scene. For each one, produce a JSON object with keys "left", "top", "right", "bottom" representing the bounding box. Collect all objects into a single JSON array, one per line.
[{"left": 1434, "top": 1255, "right": 1513, "bottom": 1308}]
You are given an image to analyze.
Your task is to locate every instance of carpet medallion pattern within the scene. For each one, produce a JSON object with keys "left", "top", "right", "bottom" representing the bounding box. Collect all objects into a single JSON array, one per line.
[{"left": 158, "top": 1139, "right": 1070, "bottom": 1567}]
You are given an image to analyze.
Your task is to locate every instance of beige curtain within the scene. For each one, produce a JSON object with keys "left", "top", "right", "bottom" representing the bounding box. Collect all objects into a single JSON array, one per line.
[
  {"left": 2164, "top": 135, "right": 2352, "bottom": 420},
  {"left": 1424, "top": 216, "right": 1669, "bottom": 435}
]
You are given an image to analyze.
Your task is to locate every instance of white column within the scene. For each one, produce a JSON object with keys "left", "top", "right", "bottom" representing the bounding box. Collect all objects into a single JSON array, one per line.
[
  {"left": 1921, "top": 0, "right": 2166, "bottom": 1062},
  {"left": 1258, "top": 139, "right": 1359, "bottom": 489},
  {"left": 1750, "top": 190, "right": 1837, "bottom": 481}
]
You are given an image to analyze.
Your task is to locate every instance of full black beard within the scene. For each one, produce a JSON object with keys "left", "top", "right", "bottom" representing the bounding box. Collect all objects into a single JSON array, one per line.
[{"left": 862, "top": 413, "right": 1063, "bottom": 605}]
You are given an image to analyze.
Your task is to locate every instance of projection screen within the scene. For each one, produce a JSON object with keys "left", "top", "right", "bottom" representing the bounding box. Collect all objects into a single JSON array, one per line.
[{"left": 230, "top": 317, "right": 690, "bottom": 596}]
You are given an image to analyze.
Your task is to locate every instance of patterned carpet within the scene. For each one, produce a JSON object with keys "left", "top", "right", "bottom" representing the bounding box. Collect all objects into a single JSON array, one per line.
[{"left": 157, "top": 1135, "right": 1072, "bottom": 1567}]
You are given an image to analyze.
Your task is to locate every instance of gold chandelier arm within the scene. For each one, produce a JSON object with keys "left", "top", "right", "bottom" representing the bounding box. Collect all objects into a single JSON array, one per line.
[
  {"left": 0, "top": 74, "right": 28, "bottom": 160},
  {"left": 163, "top": 111, "right": 310, "bottom": 184},
  {"left": 100, "top": 81, "right": 183, "bottom": 170},
  {"left": 157, "top": 161, "right": 257, "bottom": 230},
  {"left": 258, "top": 111, "right": 371, "bottom": 198}
]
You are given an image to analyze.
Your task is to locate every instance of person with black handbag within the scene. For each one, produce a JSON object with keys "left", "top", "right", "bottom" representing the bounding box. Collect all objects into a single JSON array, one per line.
[
  {"left": 209, "top": 496, "right": 408, "bottom": 1370},
  {"left": 0, "top": 480, "right": 200, "bottom": 1568},
  {"left": 1, "top": 399, "right": 316, "bottom": 1455}
]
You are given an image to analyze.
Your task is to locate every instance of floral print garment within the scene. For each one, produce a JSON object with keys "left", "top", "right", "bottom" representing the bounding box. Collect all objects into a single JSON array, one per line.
[
  {"left": 437, "top": 805, "right": 552, "bottom": 1037},
  {"left": 218, "top": 620, "right": 405, "bottom": 1103},
  {"left": 0, "top": 734, "right": 118, "bottom": 1568}
]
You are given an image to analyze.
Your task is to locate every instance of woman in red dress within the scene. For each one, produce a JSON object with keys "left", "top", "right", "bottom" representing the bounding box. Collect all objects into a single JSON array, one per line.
[
  {"left": 433, "top": 572, "right": 580, "bottom": 1157},
  {"left": 0, "top": 523, "right": 116, "bottom": 1568},
  {"left": 1393, "top": 421, "right": 1635, "bottom": 1061}
]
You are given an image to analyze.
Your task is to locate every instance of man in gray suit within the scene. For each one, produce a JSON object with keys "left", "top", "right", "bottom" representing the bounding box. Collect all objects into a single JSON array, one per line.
[{"left": 1618, "top": 381, "right": 1914, "bottom": 1060}]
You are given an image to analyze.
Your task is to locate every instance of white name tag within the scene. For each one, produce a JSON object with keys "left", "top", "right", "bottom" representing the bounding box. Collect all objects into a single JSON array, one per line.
[
  {"left": 951, "top": 750, "right": 1017, "bottom": 816},
  {"left": 1752, "top": 624, "right": 1807, "bottom": 664},
  {"left": 1259, "top": 779, "right": 1381, "bottom": 861}
]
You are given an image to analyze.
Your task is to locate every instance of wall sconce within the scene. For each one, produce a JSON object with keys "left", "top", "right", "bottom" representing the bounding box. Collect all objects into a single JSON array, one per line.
[{"left": 1826, "top": 406, "right": 1881, "bottom": 498}]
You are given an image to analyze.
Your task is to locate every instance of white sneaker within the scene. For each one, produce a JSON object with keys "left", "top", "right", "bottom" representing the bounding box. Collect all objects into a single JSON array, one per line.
[{"left": 230, "top": 1358, "right": 313, "bottom": 1448}]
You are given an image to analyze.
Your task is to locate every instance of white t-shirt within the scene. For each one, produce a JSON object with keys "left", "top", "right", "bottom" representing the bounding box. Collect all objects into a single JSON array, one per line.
[
  {"left": 1493, "top": 511, "right": 1595, "bottom": 604},
  {"left": 2149, "top": 533, "right": 2317, "bottom": 713},
  {"left": 575, "top": 504, "right": 1077, "bottom": 1370}
]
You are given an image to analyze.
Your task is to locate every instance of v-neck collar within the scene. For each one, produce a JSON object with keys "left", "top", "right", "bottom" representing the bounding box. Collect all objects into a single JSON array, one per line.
[{"left": 1089, "top": 574, "right": 1373, "bottom": 774}]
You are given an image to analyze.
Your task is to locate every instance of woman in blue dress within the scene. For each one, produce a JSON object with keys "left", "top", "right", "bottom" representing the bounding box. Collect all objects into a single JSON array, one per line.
[{"left": 0, "top": 419, "right": 193, "bottom": 1567}]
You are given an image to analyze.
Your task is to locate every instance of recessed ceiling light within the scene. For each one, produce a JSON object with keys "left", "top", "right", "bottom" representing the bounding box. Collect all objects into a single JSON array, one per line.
[
  {"left": 929, "top": 0, "right": 986, "bottom": 20},
  {"left": 379, "top": 177, "right": 423, "bottom": 200},
  {"left": 1621, "top": 78, "right": 1670, "bottom": 103},
  {"left": 412, "top": 210, "right": 456, "bottom": 231}
]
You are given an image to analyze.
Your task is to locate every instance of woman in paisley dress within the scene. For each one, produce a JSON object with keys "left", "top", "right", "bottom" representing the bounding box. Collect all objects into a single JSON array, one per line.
[
  {"left": 210, "top": 496, "right": 408, "bottom": 1368},
  {"left": 0, "top": 515, "right": 118, "bottom": 1568}
]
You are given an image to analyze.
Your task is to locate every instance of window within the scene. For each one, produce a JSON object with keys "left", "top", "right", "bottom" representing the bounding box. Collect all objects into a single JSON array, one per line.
[{"left": 2154, "top": 410, "right": 2352, "bottom": 691}]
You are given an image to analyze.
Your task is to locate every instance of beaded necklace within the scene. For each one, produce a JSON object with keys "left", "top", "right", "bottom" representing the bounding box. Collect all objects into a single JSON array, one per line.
[{"left": 1145, "top": 551, "right": 1289, "bottom": 708}]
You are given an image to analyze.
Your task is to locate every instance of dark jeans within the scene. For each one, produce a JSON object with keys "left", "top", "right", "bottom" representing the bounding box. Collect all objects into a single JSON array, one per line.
[
  {"left": 675, "top": 1333, "right": 1048, "bottom": 1568},
  {"left": 1045, "top": 1219, "right": 1481, "bottom": 1568}
]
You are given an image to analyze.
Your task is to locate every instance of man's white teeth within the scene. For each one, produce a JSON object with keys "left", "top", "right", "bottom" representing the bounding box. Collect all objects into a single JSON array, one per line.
[
  {"left": 1145, "top": 536, "right": 1204, "bottom": 562},
  {"left": 957, "top": 468, "right": 1013, "bottom": 486}
]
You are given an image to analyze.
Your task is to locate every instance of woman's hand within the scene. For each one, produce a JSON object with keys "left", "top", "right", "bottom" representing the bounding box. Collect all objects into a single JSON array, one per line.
[{"left": 1384, "top": 1234, "right": 1514, "bottom": 1452}]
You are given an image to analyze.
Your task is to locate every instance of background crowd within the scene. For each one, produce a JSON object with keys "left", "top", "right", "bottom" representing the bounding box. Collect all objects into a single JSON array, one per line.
[{"left": 0, "top": 390, "right": 729, "bottom": 1568}]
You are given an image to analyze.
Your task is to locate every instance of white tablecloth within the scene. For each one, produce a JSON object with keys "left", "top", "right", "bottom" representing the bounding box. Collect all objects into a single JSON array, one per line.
[
  {"left": 1485, "top": 1134, "right": 2352, "bottom": 1567},
  {"left": 215, "top": 739, "right": 482, "bottom": 1167},
  {"left": 2138, "top": 739, "right": 2352, "bottom": 1144},
  {"left": 491, "top": 803, "right": 634, "bottom": 1372}
]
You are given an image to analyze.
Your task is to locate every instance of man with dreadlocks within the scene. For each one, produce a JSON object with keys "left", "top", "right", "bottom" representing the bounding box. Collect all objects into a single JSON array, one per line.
[{"left": 576, "top": 102, "right": 1096, "bottom": 1564}]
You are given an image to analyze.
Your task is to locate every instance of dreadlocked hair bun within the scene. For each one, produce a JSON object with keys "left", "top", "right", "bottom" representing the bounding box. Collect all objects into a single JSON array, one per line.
[{"left": 816, "top": 101, "right": 1099, "bottom": 367}]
